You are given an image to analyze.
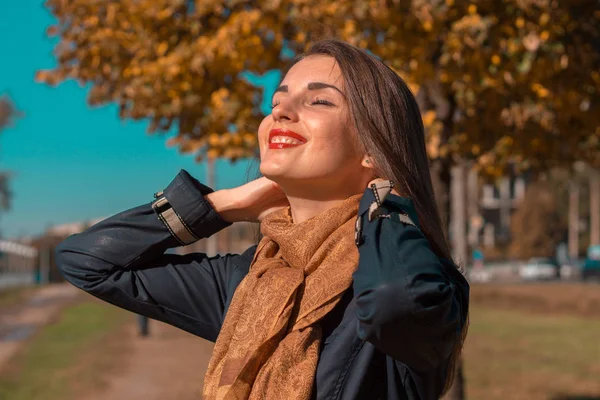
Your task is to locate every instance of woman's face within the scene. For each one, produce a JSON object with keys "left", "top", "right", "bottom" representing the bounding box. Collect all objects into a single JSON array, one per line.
[{"left": 258, "top": 55, "right": 373, "bottom": 195}]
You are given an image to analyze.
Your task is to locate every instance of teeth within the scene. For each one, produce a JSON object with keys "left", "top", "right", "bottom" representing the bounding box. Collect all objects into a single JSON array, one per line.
[{"left": 270, "top": 136, "right": 302, "bottom": 145}]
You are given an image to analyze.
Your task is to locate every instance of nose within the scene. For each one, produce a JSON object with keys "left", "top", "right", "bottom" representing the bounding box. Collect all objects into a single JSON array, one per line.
[{"left": 271, "top": 100, "right": 299, "bottom": 123}]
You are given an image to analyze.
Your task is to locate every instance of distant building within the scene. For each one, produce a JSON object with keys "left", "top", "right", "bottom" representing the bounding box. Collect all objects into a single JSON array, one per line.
[
  {"left": 46, "top": 217, "right": 107, "bottom": 237},
  {"left": 177, "top": 222, "right": 259, "bottom": 256},
  {"left": 480, "top": 175, "right": 527, "bottom": 245},
  {"left": 466, "top": 166, "right": 530, "bottom": 249},
  {"left": 25, "top": 217, "right": 107, "bottom": 283},
  {"left": 26, "top": 215, "right": 258, "bottom": 283}
]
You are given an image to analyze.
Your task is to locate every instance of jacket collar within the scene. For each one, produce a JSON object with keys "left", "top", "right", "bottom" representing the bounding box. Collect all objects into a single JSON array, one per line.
[{"left": 358, "top": 189, "right": 421, "bottom": 230}]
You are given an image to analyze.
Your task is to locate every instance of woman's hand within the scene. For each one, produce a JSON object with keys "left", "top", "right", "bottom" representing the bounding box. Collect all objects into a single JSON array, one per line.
[{"left": 205, "top": 177, "right": 289, "bottom": 223}]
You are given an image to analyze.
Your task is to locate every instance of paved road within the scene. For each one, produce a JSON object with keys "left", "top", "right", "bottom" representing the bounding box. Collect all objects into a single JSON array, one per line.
[{"left": 86, "top": 320, "right": 214, "bottom": 400}]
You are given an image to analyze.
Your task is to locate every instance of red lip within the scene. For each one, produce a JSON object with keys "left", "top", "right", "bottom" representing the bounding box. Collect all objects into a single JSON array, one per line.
[{"left": 268, "top": 128, "right": 307, "bottom": 149}]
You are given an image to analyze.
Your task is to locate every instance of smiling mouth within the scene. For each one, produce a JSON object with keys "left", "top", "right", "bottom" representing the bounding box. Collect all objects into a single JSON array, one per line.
[{"left": 268, "top": 128, "right": 307, "bottom": 149}]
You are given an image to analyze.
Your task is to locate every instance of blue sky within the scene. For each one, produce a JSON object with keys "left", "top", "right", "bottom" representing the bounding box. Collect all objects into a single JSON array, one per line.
[{"left": 0, "top": 1, "right": 279, "bottom": 239}]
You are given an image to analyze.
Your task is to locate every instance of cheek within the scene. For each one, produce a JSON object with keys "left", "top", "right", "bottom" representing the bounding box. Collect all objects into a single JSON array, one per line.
[
  {"left": 308, "top": 119, "right": 359, "bottom": 160},
  {"left": 257, "top": 115, "right": 271, "bottom": 155}
]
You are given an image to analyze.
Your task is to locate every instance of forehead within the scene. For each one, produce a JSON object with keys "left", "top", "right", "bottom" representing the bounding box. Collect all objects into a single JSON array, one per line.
[{"left": 282, "top": 55, "right": 344, "bottom": 88}]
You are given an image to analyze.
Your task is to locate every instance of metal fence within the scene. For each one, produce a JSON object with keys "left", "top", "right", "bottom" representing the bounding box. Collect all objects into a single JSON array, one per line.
[{"left": 0, "top": 240, "right": 39, "bottom": 290}]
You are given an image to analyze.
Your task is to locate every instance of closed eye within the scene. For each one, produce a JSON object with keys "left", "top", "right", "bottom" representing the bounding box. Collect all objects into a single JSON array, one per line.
[{"left": 311, "top": 98, "right": 335, "bottom": 106}]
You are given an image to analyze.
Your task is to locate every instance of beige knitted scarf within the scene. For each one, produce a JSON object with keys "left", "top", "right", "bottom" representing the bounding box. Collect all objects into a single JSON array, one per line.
[{"left": 202, "top": 194, "right": 362, "bottom": 400}]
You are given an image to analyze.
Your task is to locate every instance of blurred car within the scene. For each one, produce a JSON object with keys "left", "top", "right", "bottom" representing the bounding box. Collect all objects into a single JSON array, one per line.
[
  {"left": 559, "top": 259, "right": 583, "bottom": 280},
  {"left": 582, "top": 245, "right": 600, "bottom": 282},
  {"left": 468, "top": 267, "right": 492, "bottom": 283},
  {"left": 519, "top": 257, "right": 560, "bottom": 281}
]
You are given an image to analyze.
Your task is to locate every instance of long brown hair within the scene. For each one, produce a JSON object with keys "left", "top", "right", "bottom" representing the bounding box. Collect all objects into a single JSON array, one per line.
[{"left": 296, "top": 39, "right": 467, "bottom": 395}]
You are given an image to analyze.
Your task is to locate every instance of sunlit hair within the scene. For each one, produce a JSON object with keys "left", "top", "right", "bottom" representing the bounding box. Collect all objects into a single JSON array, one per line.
[{"left": 293, "top": 39, "right": 468, "bottom": 395}]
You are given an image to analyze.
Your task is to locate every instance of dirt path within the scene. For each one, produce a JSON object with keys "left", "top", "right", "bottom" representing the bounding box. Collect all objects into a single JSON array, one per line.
[
  {"left": 85, "top": 320, "right": 215, "bottom": 400},
  {"left": 471, "top": 282, "right": 600, "bottom": 318},
  {"left": 0, "top": 283, "right": 80, "bottom": 370}
]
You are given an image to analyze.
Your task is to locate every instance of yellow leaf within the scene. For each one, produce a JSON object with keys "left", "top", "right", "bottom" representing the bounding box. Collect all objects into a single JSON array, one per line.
[
  {"left": 422, "top": 110, "right": 437, "bottom": 127},
  {"left": 157, "top": 42, "right": 169, "bottom": 56},
  {"left": 231, "top": 135, "right": 243, "bottom": 146},
  {"left": 516, "top": 18, "right": 525, "bottom": 28},
  {"left": 46, "top": 25, "right": 59, "bottom": 36},
  {"left": 157, "top": 9, "right": 173, "bottom": 20},
  {"left": 243, "top": 133, "right": 256, "bottom": 146},
  {"left": 208, "top": 133, "right": 220, "bottom": 147},
  {"left": 34, "top": 70, "right": 49, "bottom": 83},
  {"left": 85, "top": 16, "right": 99, "bottom": 27},
  {"left": 207, "top": 148, "right": 220, "bottom": 160}
]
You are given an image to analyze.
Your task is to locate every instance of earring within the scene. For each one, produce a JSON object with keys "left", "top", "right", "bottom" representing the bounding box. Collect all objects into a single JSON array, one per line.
[{"left": 365, "top": 159, "right": 371, "bottom": 164}]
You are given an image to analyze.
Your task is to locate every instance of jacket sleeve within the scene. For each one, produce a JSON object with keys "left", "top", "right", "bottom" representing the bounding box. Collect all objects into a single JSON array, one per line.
[
  {"left": 55, "top": 169, "right": 254, "bottom": 342},
  {"left": 352, "top": 188, "right": 469, "bottom": 372}
]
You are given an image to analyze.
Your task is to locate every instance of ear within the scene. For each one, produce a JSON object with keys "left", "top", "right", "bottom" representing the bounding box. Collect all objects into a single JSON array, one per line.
[{"left": 361, "top": 155, "right": 374, "bottom": 169}]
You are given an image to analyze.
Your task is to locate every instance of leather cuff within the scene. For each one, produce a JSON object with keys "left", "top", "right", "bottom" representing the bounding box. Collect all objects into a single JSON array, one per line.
[{"left": 152, "top": 169, "right": 232, "bottom": 245}]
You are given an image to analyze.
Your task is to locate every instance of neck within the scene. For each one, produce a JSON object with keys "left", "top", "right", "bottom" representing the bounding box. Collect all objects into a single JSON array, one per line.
[
  {"left": 286, "top": 197, "right": 345, "bottom": 224},
  {"left": 280, "top": 181, "right": 366, "bottom": 224}
]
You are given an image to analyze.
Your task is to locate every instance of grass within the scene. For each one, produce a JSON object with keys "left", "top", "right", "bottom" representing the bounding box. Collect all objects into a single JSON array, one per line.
[
  {"left": 464, "top": 306, "right": 600, "bottom": 400},
  {"left": 0, "top": 300, "right": 130, "bottom": 400},
  {"left": 2, "top": 284, "right": 599, "bottom": 400}
]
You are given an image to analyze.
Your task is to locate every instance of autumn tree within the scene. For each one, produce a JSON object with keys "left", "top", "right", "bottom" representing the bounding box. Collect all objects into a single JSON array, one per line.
[
  {"left": 38, "top": 0, "right": 600, "bottom": 398},
  {"left": 0, "top": 96, "right": 18, "bottom": 236},
  {"left": 0, "top": 96, "right": 18, "bottom": 211},
  {"left": 509, "top": 180, "right": 565, "bottom": 259},
  {"left": 37, "top": 0, "right": 600, "bottom": 217},
  {"left": 0, "top": 96, "right": 17, "bottom": 132}
]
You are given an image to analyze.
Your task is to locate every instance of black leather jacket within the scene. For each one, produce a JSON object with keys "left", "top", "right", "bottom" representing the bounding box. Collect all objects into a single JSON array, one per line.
[{"left": 55, "top": 169, "right": 469, "bottom": 400}]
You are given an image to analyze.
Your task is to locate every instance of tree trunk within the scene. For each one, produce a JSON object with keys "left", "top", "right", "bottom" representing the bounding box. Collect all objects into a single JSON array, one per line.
[
  {"left": 430, "top": 158, "right": 452, "bottom": 236},
  {"left": 450, "top": 163, "right": 468, "bottom": 265},
  {"left": 467, "top": 167, "right": 481, "bottom": 247},
  {"left": 426, "top": 87, "right": 465, "bottom": 400},
  {"left": 431, "top": 159, "right": 467, "bottom": 400},
  {"left": 590, "top": 170, "right": 600, "bottom": 246},
  {"left": 446, "top": 164, "right": 468, "bottom": 400},
  {"left": 569, "top": 181, "right": 580, "bottom": 259},
  {"left": 206, "top": 158, "right": 218, "bottom": 256}
]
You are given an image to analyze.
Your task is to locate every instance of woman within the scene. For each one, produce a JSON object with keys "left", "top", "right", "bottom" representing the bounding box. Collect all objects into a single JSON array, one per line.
[{"left": 56, "top": 39, "right": 469, "bottom": 400}]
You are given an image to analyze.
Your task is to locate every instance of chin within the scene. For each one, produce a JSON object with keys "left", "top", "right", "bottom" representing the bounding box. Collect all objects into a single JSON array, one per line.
[
  {"left": 260, "top": 160, "right": 311, "bottom": 186},
  {"left": 259, "top": 160, "right": 287, "bottom": 181}
]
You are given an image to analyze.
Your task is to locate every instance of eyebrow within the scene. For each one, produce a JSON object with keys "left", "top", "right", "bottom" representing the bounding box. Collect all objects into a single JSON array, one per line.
[{"left": 274, "top": 82, "right": 344, "bottom": 95}]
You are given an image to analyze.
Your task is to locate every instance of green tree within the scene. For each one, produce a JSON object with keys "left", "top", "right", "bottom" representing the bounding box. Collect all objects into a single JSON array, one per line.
[{"left": 38, "top": 1, "right": 600, "bottom": 397}]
